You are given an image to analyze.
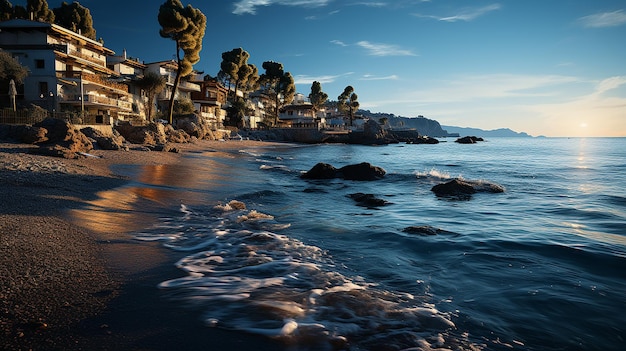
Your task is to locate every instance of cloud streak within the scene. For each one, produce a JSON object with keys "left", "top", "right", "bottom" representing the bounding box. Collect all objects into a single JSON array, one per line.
[
  {"left": 233, "top": 0, "right": 332, "bottom": 15},
  {"left": 578, "top": 10, "right": 626, "bottom": 28},
  {"left": 414, "top": 4, "right": 501, "bottom": 22},
  {"left": 356, "top": 41, "right": 417, "bottom": 56},
  {"left": 293, "top": 72, "right": 354, "bottom": 85}
]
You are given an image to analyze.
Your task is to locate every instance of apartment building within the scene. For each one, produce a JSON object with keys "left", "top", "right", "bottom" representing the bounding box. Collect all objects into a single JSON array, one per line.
[{"left": 0, "top": 19, "right": 132, "bottom": 124}]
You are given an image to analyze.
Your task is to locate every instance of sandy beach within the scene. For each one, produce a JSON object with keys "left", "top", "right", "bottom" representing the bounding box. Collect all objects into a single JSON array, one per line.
[{"left": 0, "top": 140, "right": 281, "bottom": 350}]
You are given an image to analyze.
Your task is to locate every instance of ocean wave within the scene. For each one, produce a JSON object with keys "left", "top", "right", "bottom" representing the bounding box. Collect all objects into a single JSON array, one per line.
[{"left": 137, "top": 202, "right": 482, "bottom": 350}]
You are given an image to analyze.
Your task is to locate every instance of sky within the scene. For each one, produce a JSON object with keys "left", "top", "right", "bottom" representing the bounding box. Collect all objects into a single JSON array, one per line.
[{"left": 40, "top": 0, "right": 626, "bottom": 136}]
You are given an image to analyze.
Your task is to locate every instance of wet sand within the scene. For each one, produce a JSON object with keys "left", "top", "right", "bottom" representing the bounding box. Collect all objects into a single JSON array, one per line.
[{"left": 0, "top": 140, "right": 281, "bottom": 350}]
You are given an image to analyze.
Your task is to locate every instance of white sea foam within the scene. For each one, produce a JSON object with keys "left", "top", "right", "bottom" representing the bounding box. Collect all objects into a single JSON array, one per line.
[{"left": 136, "top": 202, "right": 477, "bottom": 350}]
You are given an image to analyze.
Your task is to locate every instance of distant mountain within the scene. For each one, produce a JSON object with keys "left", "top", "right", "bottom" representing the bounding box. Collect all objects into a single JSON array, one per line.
[
  {"left": 357, "top": 110, "right": 531, "bottom": 138},
  {"left": 441, "top": 126, "right": 532, "bottom": 138}
]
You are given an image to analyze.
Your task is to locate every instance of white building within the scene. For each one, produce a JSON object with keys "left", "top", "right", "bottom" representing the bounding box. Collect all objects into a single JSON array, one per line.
[{"left": 0, "top": 19, "right": 132, "bottom": 124}]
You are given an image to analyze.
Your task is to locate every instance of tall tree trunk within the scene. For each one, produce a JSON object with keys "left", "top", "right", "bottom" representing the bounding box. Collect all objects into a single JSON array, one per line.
[{"left": 167, "top": 41, "right": 183, "bottom": 124}]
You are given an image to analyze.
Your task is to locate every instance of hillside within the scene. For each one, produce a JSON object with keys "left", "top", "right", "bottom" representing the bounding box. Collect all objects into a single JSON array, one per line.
[
  {"left": 441, "top": 126, "right": 532, "bottom": 138},
  {"left": 358, "top": 110, "right": 531, "bottom": 138}
]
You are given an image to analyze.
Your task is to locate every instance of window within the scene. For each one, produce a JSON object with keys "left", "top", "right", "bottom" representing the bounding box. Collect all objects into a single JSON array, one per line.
[{"left": 35, "top": 59, "right": 45, "bottom": 69}]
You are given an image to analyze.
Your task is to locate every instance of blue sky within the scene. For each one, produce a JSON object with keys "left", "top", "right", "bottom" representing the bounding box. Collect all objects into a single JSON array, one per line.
[{"left": 45, "top": 0, "right": 626, "bottom": 136}]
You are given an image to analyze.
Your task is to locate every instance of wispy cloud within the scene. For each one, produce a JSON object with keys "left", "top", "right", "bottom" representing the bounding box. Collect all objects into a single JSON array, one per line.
[
  {"left": 578, "top": 10, "right": 626, "bottom": 28},
  {"left": 330, "top": 39, "right": 348, "bottom": 47},
  {"left": 293, "top": 72, "right": 354, "bottom": 85},
  {"left": 233, "top": 0, "right": 332, "bottom": 15},
  {"left": 356, "top": 41, "right": 417, "bottom": 56},
  {"left": 360, "top": 74, "right": 399, "bottom": 81},
  {"left": 414, "top": 3, "right": 501, "bottom": 22}
]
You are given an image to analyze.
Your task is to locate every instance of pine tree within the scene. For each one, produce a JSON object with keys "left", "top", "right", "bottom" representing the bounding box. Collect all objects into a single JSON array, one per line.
[{"left": 158, "top": 0, "right": 206, "bottom": 123}]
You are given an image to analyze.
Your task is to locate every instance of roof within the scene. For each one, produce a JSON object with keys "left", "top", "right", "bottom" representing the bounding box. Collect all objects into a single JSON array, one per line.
[{"left": 0, "top": 19, "right": 115, "bottom": 55}]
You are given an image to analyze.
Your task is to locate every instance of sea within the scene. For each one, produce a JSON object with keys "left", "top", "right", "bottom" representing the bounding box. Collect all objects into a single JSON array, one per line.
[{"left": 78, "top": 137, "right": 626, "bottom": 350}]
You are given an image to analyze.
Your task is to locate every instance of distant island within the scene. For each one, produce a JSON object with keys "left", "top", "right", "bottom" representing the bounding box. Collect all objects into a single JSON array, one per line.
[{"left": 359, "top": 110, "right": 532, "bottom": 138}]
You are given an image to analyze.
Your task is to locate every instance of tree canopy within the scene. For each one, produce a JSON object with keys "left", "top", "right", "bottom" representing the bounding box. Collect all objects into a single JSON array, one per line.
[
  {"left": 158, "top": 0, "right": 206, "bottom": 123},
  {"left": 338, "top": 86, "right": 359, "bottom": 126},
  {"left": 53, "top": 2, "right": 96, "bottom": 40},
  {"left": 308, "top": 81, "right": 328, "bottom": 118},
  {"left": 0, "top": 0, "right": 14, "bottom": 21},
  {"left": 260, "top": 61, "right": 295, "bottom": 125},
  {"left": 27, "top": 0, "right": 54, "bottom": 22},
  {"left": 220, "top": 48, "right": 258, "bottom": 101},
  {"left": 0, "top": 50, "right": 29, "bottom": 85}
]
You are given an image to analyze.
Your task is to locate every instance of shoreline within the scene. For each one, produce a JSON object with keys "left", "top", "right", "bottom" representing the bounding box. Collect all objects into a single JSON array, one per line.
[{"left": 0, "top": 139, "right": 281, "bottom": 350}]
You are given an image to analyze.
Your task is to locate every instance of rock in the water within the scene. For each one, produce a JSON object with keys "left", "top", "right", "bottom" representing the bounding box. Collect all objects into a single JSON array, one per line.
[
  {"left": 337, "top": 162, "right": 386, "bottom": 181},
  {"left": 431, "top": 178, "right": 504, "bottom": 197},
  {"left": 431, "top": 179, "right": 476, "bottom": 196},
  {"left": 301, "top": 162, "right": 386, "bottom": 181},
  {"left": 455, "top": 136, "right": 484, "bottom": 144},
  {"left": 301, "top": 163, "right": 338, "bottom": 179},
  {"left": 402, "top": 225, "right": 445, "bottom": 236},
  {"left": 348, "top": 193, "right": 390, "bottom": 207}
]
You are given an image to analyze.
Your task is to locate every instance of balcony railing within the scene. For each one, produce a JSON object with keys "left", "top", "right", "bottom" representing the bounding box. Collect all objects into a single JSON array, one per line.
[
  {"left": 164, "top": 75, "right": 201, "bottom": 92},
  {"left": 61, "top": 94, "right": 132, "bottom": 110},
  {"left": 59, "top": 72, "right": 129, "bottom": 93},
  {"left": 68, "top": 48, "right": 106, "bottom": 66}
]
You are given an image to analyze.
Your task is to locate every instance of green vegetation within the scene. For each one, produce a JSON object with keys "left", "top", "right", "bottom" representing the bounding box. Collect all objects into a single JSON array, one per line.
[
  {"left": 53, "top": 2, "right": 97, "bottom": 40},
  {"left": 135, "top": 72, "right": 166, "bottom": 121},
  {"left": 219, "top": 48, "right": 259, "bottom": 102},
  {"left": 259, "top": 61, "right": 295, "bottom": 125},
  {"left": 308, "top": 81, "right": 328, "bottom": 119},
  {"left": 158, "top": 0, "right": 206, "bottom": 123},
  {"left": 27, "top": 0, "right": 54, "bottom": 23},
  {"left": 338, "top": 86, "right": 359, "bottom": 126}
]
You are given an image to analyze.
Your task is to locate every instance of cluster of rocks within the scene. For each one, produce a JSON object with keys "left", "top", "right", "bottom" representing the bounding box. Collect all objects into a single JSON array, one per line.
[
  {"left": 301, "top": 162, "right": 386, "bottom": 181},
  {"left": 455, "top": 136, "right": 485, "bottom": 144},
  {"left": 0, "top": 114, "right": 231, "bottom": 159}
]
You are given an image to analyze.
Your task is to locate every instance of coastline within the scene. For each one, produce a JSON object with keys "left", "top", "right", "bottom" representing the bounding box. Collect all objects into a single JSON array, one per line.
[{"left": 0, "top": 140, "right": 281, "bottom": 350}]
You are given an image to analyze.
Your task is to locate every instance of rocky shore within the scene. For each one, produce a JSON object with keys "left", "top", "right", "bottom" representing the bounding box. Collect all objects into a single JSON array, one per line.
[{"left": 0, "top": 139, "right": 280, "bottom": 350}]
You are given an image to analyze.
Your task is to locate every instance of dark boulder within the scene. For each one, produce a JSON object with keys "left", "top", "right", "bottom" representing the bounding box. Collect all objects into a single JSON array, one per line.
[
  {"left": 431, "top": 178, "right": 504, "bottom": 198},
  {"left": 431, "top": 179, "right": 477, "bottom": 197},
  {"left": 348, "top": 193, "right": 390, "bottom": 207},
  {"left": 402, "top": 225, "right": 447, "bottom": 236},
  {"left": 337, "top": 162, "right": 386, "bottom": 181},
  {"left": 408, "top": 136, "right": 439, "bottom": 144},
  {"left": 455, "top": 136, "right": 484, "bottom": 144},
  {"left": 301, "top": 162, "right": 386, "bottom": 181},
  {"left": 301, "top": 163, "right": 338, "bottom": 179}
]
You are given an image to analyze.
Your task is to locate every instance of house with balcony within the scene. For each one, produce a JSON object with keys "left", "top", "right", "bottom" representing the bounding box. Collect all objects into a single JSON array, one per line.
[
  {"left": 0, "top": 19, "right": 133, "bottom": 124},
  {"left": 278, "top": 95, "right": 327, "bottom": 128},
  {"left": 190, "top": 76, "right": 227, "bottom": 129},
  {"left": 145, "top": 60, "right": 201, "bottom": 116},
  {"left": 107, "top": 49, "right": 147, "bottom": 122}
]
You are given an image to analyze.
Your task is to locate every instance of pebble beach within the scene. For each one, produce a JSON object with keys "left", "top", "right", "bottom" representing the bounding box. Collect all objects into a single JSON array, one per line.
[{"left": 0, "top": 140, "right": 279, "bottom": 350}]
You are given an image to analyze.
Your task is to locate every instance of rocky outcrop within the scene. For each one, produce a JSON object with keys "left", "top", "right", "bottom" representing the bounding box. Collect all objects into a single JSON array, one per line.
[
  {"left": 174, "top": 114, "right": 212, "bottom": 139},
  {"left": 301, "top": 162, "right": 386, "bottom": 181},
  {"left": 348, "top": 193, "right": 390, "bottom": 207},
  {"left": 431, "top": 178, "right": 504, "bottom": 198},
  {"left": 115, "top": 121, "right": 168, "bottom": 145},
  {"left": 81, "top": 127, "right": 127, "bottom": 150},
  {"left": 29, "top": 118, "right": 93, "bottom": 158},
  {"left": 455, "top": 136, "right": 484, "bottom": 144}
]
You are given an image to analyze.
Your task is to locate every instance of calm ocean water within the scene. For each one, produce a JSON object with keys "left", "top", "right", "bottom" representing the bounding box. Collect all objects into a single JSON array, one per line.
[{"left": 89, "top": 138, "right": 626, "bottom": 350}]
